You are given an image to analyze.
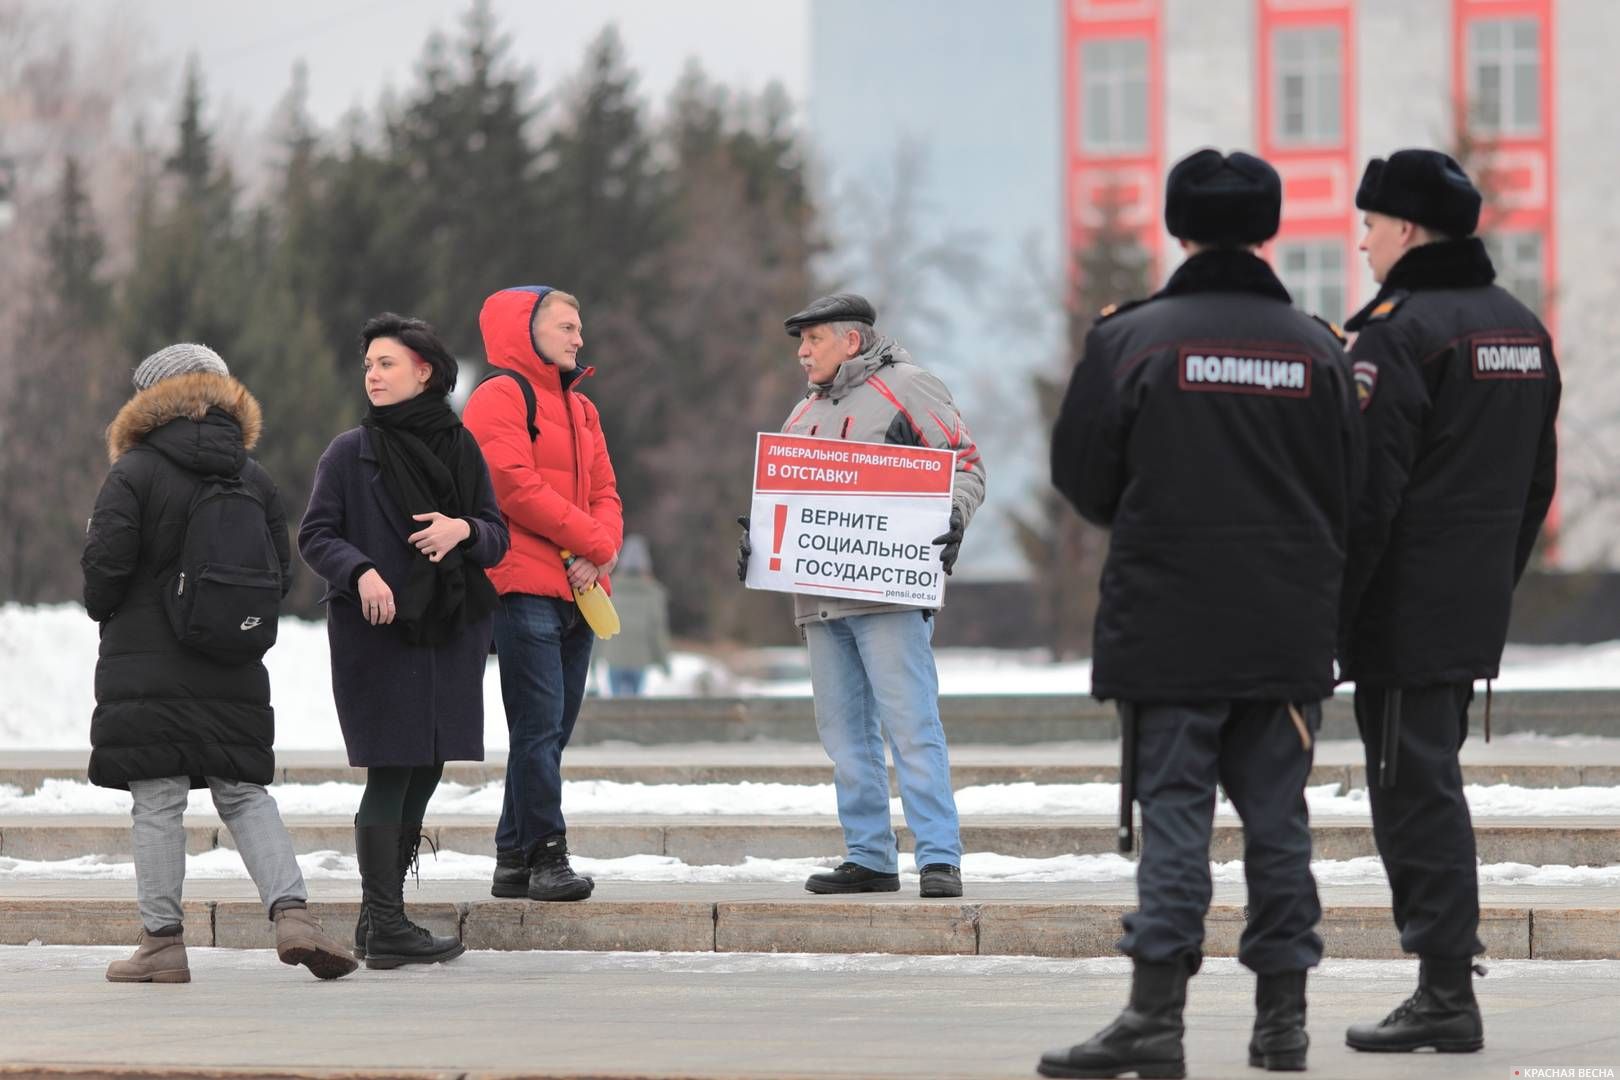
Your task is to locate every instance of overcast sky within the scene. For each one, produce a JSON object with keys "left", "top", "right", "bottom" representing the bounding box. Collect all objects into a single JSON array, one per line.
[{"left": 81, "top": 0, "right": 809, "bottom": 129}]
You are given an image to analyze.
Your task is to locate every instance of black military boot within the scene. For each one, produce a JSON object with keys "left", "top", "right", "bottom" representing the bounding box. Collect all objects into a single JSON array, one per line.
[
  {"left": 1345, "top": 956, "right": 1484, "bottom": 1053},
  {"left": 491, "top": 849, "right": 529, "bottom": 899},
  {"left": 355, "top": 822, "right": 465, "bottom": 969},
  {"left": 398, "top": 821, "right": 442, "bottom": 934},
  {"left": 804, "top": 861, "right": 901, "bottom": 894},
  {"left": 1037, "top": 959, "right": 1189, "bottom": 1079},
  {"left": 527, "top": 834, "right": 594, "bottom": 902},
  {"left": 1249, "top": 971, "right": 1308, "bottom": 1070},
  {"left": 352, "top": 820, "right": 434, "bottom": 957}
]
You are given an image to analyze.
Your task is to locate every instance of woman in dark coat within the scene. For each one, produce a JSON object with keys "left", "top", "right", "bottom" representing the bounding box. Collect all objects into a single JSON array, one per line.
[
  {"left": 83, "top": 343, "right": 356, "bottom": 985},
  {"left": 299, "top": 314, "right": 509, "bottom": 970}
]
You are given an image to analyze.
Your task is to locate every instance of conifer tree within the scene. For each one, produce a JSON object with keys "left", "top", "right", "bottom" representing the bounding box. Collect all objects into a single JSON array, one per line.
[{"left": 1011, "top": 191, "right": 1150, "bottom": 658}]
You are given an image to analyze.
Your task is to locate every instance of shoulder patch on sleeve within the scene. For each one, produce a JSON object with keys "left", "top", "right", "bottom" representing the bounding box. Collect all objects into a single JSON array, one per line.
[
  {"left": 1095, "top": 297, "right": 1150, "bottom": 324},
  {"left": 1311, "top": 313, "right": 1347, "bottom": 344},
  {"left": 1364, "top": 290, "right": 1410, "bottom": 323},
  {"left": 1352, "top": 360, "right": 1379, "bottom": 411}
]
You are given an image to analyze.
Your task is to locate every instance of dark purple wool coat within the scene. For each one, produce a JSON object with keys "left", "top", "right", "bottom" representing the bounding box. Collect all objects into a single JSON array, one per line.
[{"left": 299, "top": 427, "right": 509, "bottom": 766}]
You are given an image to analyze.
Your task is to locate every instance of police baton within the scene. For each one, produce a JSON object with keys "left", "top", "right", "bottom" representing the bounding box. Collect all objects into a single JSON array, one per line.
[
  {"left": 1378, "top": 687, "right": 1403, "bottom": 789},
  {"left": 1118, "top": 702, "right": 1137, "bottom": 854}
]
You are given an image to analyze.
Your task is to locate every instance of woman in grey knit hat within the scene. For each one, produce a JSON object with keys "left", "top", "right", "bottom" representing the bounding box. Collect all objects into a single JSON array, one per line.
[{"left": 82, "top": 343, "right": 357, "bottom": 984}]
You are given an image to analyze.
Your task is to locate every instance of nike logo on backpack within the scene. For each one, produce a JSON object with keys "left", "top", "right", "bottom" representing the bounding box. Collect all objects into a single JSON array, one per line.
[{"left": 240, "top": 617, "right": 263, "bottom": 630}]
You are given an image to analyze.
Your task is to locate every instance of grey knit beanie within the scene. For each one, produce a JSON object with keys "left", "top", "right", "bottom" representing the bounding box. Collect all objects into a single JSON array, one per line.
[{"left": 132, "top": 343, "right": 229, "bottom": 391}]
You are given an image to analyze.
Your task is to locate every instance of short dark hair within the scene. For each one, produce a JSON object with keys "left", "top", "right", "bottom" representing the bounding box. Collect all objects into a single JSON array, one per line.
[{"left": 359, "top": 312, "right": 458, "bottom": 395}]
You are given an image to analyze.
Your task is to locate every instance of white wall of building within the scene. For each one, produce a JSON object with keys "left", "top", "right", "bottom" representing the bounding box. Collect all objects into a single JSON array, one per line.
[{"left": 1552, "top": 0, "right": 1620, "bottom": 566}]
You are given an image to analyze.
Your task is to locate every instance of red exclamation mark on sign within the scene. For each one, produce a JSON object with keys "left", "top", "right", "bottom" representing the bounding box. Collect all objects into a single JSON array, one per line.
[{"left": 769, "top": 504, "right": 787, "bottom": 571}]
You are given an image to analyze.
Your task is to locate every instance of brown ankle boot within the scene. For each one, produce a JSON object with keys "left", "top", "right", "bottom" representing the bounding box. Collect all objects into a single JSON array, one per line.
[
  {"left": 274, "top": 907, "right": 360, "bottom": 980},
  {"left": 106, "top": 930, "right": 190, "bottom": 984}
]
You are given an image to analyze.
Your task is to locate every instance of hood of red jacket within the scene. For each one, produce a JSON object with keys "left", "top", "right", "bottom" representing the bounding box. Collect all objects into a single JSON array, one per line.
[{"left": 479, "top": 286, "right": 591, "bottom": 393}]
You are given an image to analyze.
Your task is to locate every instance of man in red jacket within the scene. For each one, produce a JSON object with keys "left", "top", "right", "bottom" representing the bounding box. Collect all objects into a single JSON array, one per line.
[{"left": 464, "top": 286, "right": 623, "bottom": 902}]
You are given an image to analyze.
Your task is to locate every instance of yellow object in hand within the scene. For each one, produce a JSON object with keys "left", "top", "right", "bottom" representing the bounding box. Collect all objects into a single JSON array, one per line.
[{"left": 559, "top": 549, "right": 620, "bottom": 639}]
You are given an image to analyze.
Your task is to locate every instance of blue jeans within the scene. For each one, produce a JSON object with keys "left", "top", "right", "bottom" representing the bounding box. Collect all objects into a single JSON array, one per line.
[
  {"left": 493, "top": 594, "right": 594, "bottom": 857},
  {"left": 803, "top": 610, "right": 961, "bottom": 872}
]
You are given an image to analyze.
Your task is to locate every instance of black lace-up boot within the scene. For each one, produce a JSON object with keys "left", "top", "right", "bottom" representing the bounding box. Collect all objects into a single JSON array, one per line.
[
  {"left": 492, "top": 849, "right": 529, "bottom": 898},
  {"left": 1345, "top": 956, "right": 1484, "bottom": 1052},
  {"left": 527, "top": 834, "right": 594, "bottom": 901},
  {"left": 355, "top": 822, "right": 464, "bottom": 969},
  {"left": 1249, "top": 971, "right": 1308, "bottom": 1070},
  {"left": 1037, "top": 959, "right": 1189, "bottom": 1078}
]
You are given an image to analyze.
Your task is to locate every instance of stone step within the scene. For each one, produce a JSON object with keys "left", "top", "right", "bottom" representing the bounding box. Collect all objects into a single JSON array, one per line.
[
  {"left": 1, "top": 881, "right": 1615, "bottom": 960},
  {"left": 5, "top": 740, "right": 1618, "bottom": 793},
  {"left": 553, "top": 690, "right": 1620, "bottom": 743},
  {"left": 4, "top": 813, "right": 1620, "bottom": 865}
]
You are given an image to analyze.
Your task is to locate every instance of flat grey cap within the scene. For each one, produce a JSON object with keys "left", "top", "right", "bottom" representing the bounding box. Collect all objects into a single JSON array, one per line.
[{"left": 784, "top": 292, "right": 877, "bottom": 337}]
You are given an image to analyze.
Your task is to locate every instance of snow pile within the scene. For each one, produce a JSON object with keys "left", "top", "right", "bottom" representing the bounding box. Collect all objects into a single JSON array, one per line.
[
  {"left": 5, "top": 848, "right": 1618, "bottom": 887},
  {"left": 12, "top": 601, "right": 1620, "bottom": 751},
  {"left": 0, "top": 603, "right": 753, "bottom": 753},
  {"left": 7, "top": 777, "right": 1620, "bottom": 819}
]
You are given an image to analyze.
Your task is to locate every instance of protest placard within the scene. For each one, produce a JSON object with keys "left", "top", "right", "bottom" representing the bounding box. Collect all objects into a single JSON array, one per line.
[{"left": 744, "top": 432, "right": 956, "bottom": 608}]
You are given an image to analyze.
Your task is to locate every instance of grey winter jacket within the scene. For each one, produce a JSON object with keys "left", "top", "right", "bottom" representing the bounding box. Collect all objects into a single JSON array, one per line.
[{"left": 780, "top": 337, "right": 986, "bottom": 626}]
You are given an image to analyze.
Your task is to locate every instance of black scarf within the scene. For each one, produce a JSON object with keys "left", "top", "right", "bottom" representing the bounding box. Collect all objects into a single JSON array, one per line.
[
  {"left": 1345, "top": 238, "right": 1496, "bottom": 330},
  {"left": 360, "top": 393, "right": 497, "bottom": 646},
  {"left": 1158, "top": 249, "right": 1294, "bottom": 304}
]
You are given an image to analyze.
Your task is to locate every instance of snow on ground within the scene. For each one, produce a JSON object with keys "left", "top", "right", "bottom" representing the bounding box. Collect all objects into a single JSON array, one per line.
[
  {"left": 6, "top": 776, "right": 1620, "bottom": 818},
  {"left": 5, "top": 945, "right": 1615, "bottom": 983},
  {"left": 4, "top": 847, "right": 1618, "bottom": 887},
  {"left": 10, "top": 602, "right": 1620, "bottom": 751}
]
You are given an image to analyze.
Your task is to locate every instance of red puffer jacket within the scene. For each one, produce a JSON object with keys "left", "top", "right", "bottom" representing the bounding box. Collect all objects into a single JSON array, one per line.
[{"left": 463, "top": 286, "right": 623, "bottom": 601}]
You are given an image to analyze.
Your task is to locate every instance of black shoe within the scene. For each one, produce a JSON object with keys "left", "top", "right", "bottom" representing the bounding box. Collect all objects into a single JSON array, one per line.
[
  {"left": 1345, "top": 956, "right": 1485, "bottom": 1053},
  {"left": 1037, "top": 959, "right": 1189, "bottom": 1079},
  {"left": 1249, "top": 971, "right": 1308, "bottom": 1071},
  {"left": 355, "top": 822, "right": 465, "bottom": 970},
  {"left": 918, "top": 863, "right": 963, "bottom": 898},
  {"left": 804, "top": 862, "right": 901, "bottom": 894},
  {"left": 492, "top": 849, "right": 528, "bottom": 899},
  {"left": 528, "top": 835, "right": 594, "bottom": 902}
]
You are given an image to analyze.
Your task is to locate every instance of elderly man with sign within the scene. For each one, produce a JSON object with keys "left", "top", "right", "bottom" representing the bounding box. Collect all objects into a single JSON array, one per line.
[{"left": 738, "top": 293, "right": 986, "bottom": 899}]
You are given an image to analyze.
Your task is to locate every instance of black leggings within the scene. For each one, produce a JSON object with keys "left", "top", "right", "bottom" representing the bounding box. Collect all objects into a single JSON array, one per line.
[{"left": 357, "top": 764, "right": 445, "bottom": 827}]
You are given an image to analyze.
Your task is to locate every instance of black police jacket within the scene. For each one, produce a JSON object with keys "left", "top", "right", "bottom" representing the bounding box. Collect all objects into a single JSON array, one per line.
[
  {"left": 1339, "top": 238, "right": 1559, "bottom": 687},
  {"left": 1052, "top": 250, "right": 1361, "bottom": 703}
]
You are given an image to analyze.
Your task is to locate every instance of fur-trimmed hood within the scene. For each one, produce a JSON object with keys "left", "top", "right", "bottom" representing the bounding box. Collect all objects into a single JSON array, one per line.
[{"left": 106, "top": 372, "right": 263, "bottom": 467}]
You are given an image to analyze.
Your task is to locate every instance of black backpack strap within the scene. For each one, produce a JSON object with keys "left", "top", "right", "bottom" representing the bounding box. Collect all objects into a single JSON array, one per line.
[{"left": 476, "top": 367, "right": 539, "bottom": 441}]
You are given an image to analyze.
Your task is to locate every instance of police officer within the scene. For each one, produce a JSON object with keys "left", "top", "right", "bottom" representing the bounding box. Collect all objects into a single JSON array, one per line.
[
  {"left": 1037, "top": 149, "right": 1360, "bottom": 1079},
  {"left": 1340, "top": 150, "right": 1560, "bottom": 1054}
]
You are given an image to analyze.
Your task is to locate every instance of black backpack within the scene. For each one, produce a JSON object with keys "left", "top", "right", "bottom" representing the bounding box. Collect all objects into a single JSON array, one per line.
[
  {"left": 160, "top": 474, "right": 282, "bottom": 665},
  {"left": 477, "top": 367, "right": 540, "bottom": 440}
]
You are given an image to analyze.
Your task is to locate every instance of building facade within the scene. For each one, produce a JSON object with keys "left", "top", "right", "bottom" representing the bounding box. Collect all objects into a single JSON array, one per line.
[{"left": 1066, "top": 0, "right": 1619, "bottom": 564}]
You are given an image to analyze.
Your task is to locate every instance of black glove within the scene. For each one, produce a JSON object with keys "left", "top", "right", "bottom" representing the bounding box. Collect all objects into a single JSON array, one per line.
[
  {"left": 931, "top": 506, "right": 964, "bottom": 575},
  {"left": 737, "top": 516, "right": 752, "bottom": 582}
]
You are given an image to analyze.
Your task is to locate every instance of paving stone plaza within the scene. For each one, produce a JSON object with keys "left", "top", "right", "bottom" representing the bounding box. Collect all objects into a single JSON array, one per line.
[{"left": 3, "top": 694, "right": 1618, "bottom": 1077}]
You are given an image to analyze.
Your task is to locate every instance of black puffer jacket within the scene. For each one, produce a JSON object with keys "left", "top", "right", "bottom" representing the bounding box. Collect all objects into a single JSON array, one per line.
[
  {"left": 1052, "top": 250, "right": 1361, "bottom": 703},
  {"left": 81, "top": 372, "right": 291, "bottom": 789},
  {"left": 1340, "top": 238, "right": 1559, "bottom": 686}
]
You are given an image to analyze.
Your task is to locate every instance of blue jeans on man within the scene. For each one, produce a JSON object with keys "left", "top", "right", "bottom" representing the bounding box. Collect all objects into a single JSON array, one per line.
[
  {"left": 803, "top": 609, "right": 961, "bottom": 873},
  {"left": 493, "top": 594, "right": 594, "bottom": 856}
]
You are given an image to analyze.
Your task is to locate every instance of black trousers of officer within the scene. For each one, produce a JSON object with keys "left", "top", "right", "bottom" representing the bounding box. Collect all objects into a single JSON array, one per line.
[
  {"left": 1118, "top": 701, "right": 1324, "bottom": 974},
  {"left": 1353, "top": 682, "right": 1484, "bottom": 959}
]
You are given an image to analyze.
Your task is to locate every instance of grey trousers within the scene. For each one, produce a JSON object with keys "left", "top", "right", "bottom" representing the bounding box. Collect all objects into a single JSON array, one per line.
[{"left": 129, "top": 776, "right": 307, "bottom": 933}]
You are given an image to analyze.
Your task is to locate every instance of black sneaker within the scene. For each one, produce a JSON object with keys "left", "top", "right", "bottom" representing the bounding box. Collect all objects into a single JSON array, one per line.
[
  {"left": 804, "top": 862, "right": 901, "bottom": 894},
  {"left": 919, "top": 863, "right": 963, "bottom": 898}
]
